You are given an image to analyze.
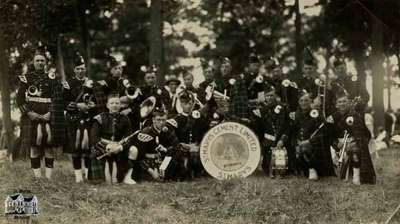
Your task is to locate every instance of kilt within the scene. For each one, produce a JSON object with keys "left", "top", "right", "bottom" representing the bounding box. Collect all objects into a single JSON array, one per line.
[
  {"left": 20, "top": 82, "right": 66, "bottom": 150},
  {"left": 65, "top": 118, "right": 93, "bottom": 156},
  {"left": 340, "top": 139, "right": 376, "bottom": 184},
  {"left": 87, "top": 150, "right": 130, "bottom": 183},
  {"left": 88, "top": 158, "right": 105, "bottom": 182}
]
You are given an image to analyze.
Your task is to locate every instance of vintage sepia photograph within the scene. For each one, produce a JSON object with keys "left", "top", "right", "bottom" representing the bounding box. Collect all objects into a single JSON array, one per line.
[{"left": 0, "top": 0, "right": 399, "bottom": 223}]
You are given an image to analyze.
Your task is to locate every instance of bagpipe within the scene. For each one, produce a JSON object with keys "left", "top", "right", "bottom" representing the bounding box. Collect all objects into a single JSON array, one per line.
[
  {"left": 95, "top": 130, "right": 140, "bottom": 160},
  {"left": 66, "top": 79, "right": 96, "bottom": 122}
]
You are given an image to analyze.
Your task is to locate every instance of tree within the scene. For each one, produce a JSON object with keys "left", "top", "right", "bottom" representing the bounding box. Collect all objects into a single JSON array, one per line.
[
  {"left": 370, "top": 1, "right": 385, "bottom": 130},
  {"left": 0, "top": 33, "right": 14, "bottom": 158},
  {"left": 150, "top": 0, "right": 164, "bottom": 84}
]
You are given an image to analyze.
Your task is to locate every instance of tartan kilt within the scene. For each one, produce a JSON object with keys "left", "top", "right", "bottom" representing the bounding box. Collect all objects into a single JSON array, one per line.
[
  {"left": 20, "top": 117, "right": 63, "bottom": 150},
  {"left": 51, "top": 81, "right": 67, "bottom": 146},
  {"left": 87, "top": 143, "right": 107, "bottom": 182},
  {"left": 64, "top": 119, "right": 93, "bottom": 155},
  {"left": 343, "top": 139, "right": 376, "bottom": 184},
  {"left": 88, "top": 158, "right": 105, "bottom": 182},
  {"left": 20, "top": 115, "right": 32, "bottom": 152}
]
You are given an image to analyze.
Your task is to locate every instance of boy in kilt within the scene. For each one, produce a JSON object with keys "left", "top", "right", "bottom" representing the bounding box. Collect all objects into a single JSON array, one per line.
[
  {"left": 17, "top": 45, "right": 66, "bottom": 179},
  {"left": 89, "top": 93, "right": 136, "bottom": 184}
]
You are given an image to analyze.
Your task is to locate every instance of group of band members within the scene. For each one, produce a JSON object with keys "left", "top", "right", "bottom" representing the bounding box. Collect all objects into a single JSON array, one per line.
[{"left": 16, "top": 45, "right": 376, "bottom": 186}]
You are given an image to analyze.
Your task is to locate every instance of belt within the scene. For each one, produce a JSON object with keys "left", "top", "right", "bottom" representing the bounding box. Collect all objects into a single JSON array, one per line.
[
  {"left": 264, "top": 133, "right": 276, "bottom": 141},
  {"left": 338, "top": 137, "right": 355, "bottom": 143},
  {"left": 27, "top": 96, "right": 51, "bottom": 103},
  {"left": 145, "top": 153, "right": 158, "bottom": 159}
]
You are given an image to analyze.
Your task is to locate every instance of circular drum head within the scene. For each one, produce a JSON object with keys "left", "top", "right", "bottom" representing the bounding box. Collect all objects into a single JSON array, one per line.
[{"left": 200, "top": 122, "right": 261, "bottom": 180}]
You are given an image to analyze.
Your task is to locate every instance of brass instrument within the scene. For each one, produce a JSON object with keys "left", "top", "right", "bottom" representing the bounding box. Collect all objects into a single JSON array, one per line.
[
  {"left": 140, "top": 96, "right": 156, "bottom": 118},
  {"left": 314, "top": 74, "right": 327, "bottom": 118},
  {"left": 337, "top": 130, "right": 350, "bottom": 176},
  {"left": 175, "top": 91, "right": 205, "bottom": 114}
]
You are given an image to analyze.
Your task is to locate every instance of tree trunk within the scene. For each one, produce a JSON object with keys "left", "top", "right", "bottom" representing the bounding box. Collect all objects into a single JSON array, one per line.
[
  {"left": 386, "top": 58, "right": 391, "bottom": 110},
  {"left": 370, "top": 5, "right": 385, "bottom": 132},
  {"left": 294, "top": 0, "right": 303, "bottom": 81},
  {"left": 0, "top": 34, "right": 14, "bottom": 159},
  {"left": 353, "top": 47, "right": 367, "bottom": 90},
  {"left": 150, "top": 0, "right": 164, "bottom": 85},
  {"left": 57, "top": 35, "right": 66, "bottom": 82},
  {"left": 77, "top": 0, "right": 91, "bottom": 77}
]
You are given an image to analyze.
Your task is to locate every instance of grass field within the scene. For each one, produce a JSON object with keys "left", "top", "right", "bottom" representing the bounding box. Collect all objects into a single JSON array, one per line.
[{"left": 0, "top": 148, "right": 399, "bottom": 224}]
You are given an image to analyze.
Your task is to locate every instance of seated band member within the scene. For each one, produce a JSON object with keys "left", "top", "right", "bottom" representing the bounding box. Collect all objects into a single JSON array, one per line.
[
  {"left": 128, "top": 108, "right": 180, "bottom": 182},
  {"left": 16, "top": 44, "right": 65, "bottom": 179},
  {"left": 251, "top": 84, "right": 289, "bottom": 177},
  {"left": 166, "top": 91, "right": 209, "bottom": 179},
  {"left": 290, "top": 91, "right": 335, "bottom": 180},
  {"left": 327, "top": 91, "right": 376, "bottom": 185},
  {"left": 89, "top": 93, "right": 135, "bottom": 184}
]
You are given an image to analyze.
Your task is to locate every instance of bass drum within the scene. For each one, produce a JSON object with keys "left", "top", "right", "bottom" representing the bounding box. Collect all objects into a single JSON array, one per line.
[{"left": 200, "top": 122, "right": 261, "bottom": 180}]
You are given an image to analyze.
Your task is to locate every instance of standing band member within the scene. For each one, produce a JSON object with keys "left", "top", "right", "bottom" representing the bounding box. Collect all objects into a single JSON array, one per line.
[
  {"left": 246, "top": 53, "right": 265, "bottom": 102},
  {"left": 332, "top": 58, "right": 369, "bottom": 112},
  {"left": 265, "top": 57, "right": 299, "bottom": 112},
  {"left": 64, "top": 54, "right": 97, "bottom": 183},
  {"left": 182, "top": 72, "right": 199, "bottom": 95},
  {"left": 17, "top": 45, "right": 65, "bottom": 179},
  {"left": 164, "top": 74, "right": 181, "bottom": 117},
  {"left": 139, "top": 65, "right": 170, "bottom": 110}
]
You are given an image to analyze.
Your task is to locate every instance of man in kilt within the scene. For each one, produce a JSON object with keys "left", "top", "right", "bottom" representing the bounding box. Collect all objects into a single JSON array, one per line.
[
  {"left": 63, "top": 54, "right": 98, "bottom": 183},
  {"left": 264, "top": 58, "right": 299, "bottom": 112},
  {"left": 163, "top": 75, "right": 181, "bottom": 117},
  {"left": 332, "top": 58, "right": 369, "bottom": 113},
  {"left": 166, "top": 90, "right": 209, "bottom": 179},
  {"left": 138, "top": 65, "right": 170, "bottom": 110},
  {"left": 182, "top": 72, "right": 199, "bottom": 96},
  {"left": 290, "top": 91, "right": 335, "bottom": 180},
  {"left": 245, "top": 53, "right": 266, "bottom": 103},
  {"left": 17, "top": 45, "right": 65, "bottom": 179},
  {"left": 128, "top": 108, "right": 180, "bottom": 181},
  {"left": 327, "top": 91, "right": 376, "bottom": 185},
  {"left": 250, "top": 84, "right": 290, "bottom": 177}
]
